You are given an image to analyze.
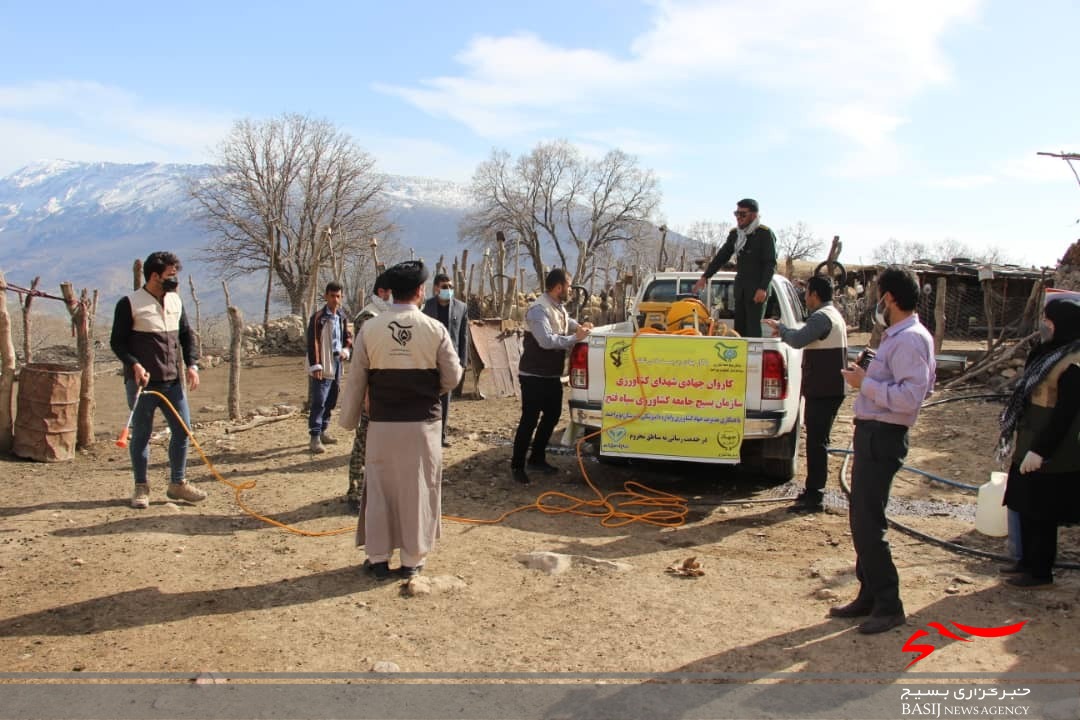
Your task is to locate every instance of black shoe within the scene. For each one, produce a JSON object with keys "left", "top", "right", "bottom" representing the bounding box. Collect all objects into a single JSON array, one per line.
[
  {"left": 858, "top": 612, "right": 907, "bottom": 635},
  {"left": 829, "top": 599, "right": 874, "bottom": 618},
  {"left": 787, "top": 500, "right": 824, "bottom": 514},
  {"left": 441, "top": 439, "right": 451, "bottom": 448},
  {"left": 398, "top": 565, "right": 423, "bottom": 579},
  {"left": 526, "top": 461, "right": 560, "bottom": 476},
  {"left": 345, "top": 495, "right": 360, "bottom": 513},
  {"left": 998, "top": 563, "right": 1025, "bottom": 576},
  {"left": 511, "top": 467, "right": 531, "bottom": 485},
  {"left": 363, "top": 560, "right": 392, "bottom": 581},
  {"left": 1006, "top": 573, "right": 1053, "bottom": 588}
]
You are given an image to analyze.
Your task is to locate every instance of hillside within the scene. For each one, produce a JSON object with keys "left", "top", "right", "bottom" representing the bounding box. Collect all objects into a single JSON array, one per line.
[{"left": 0, "top": 161, "right": 475, "bottom": 316}]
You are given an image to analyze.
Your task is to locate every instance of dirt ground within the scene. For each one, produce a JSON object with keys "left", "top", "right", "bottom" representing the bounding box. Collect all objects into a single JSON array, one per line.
[{"left": 1, "top": 350, "right": 1078, "bottom": 678}]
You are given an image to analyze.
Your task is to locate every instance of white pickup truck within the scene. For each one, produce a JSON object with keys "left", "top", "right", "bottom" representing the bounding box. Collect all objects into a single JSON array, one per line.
[{"left": 565, "top": 271, "right": 808, "bottom": 480}]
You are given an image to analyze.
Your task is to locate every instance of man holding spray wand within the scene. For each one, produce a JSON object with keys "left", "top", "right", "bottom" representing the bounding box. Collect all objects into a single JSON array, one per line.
[{"left": 110, "top": 251, "right": 205, "bottom": 509}]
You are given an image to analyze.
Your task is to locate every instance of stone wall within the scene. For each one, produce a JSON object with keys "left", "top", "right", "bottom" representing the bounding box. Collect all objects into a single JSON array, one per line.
[{"left": 241, "top": 315, "right": 306, "bottom": 356}]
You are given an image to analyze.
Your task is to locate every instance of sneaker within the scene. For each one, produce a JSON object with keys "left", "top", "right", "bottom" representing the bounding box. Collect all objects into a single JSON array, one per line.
[
  {"left": 787, "top": 500, "right": 824, "bottom": 514},
  {"left": 510, "top": 467, "right": 531, "bottom": 485},
  {"left": 166, "top": 481, "right": 208, "bottom": 503},
  {"left": 309, "top": 435, "right": 326, "bottom": 454},
  {"left": 131, "top": 484, "right": 150, "bottom": 509},
  {"left": 320, "top": 432, "right": 338, "bottom": 445}
]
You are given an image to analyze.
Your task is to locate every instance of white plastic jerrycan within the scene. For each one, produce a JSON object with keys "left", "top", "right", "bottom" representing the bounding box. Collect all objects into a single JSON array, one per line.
[{"left": 975, "top": 471, "right": 1008, "bottom": 537}]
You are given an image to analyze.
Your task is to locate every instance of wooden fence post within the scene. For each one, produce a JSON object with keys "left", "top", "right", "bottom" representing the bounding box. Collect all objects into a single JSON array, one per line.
[
  {"left": 0, "top": 269, "right": 16, "bottom": 453},
  {"left": 60, "top": 282, "right": 95, "bottom": 449},
  {"left": 188, "top": 276, "right": 204, "bottom": 360},
  {"left": 223, "top": 281, "right": 242, "bottom": 421},
  {"left": 132, "top": 260, "right": 142, "bottom": 291},
  {"left": 20, "top": 276, "right": 40, "bottom": 365},
  {"left": 981, "top": 278, "right": 994, "bottom": 355},
  {"left": 933, "top": 277, "right": 947, "bottom": 354}
]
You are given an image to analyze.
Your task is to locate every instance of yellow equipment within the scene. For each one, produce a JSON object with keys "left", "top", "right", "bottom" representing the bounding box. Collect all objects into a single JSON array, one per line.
[
  {"left": 635, "top": 298, "right": 740, "bottom": 337},
  {"left": 665, "top": 298, "right": 710, "bottom": 333}
]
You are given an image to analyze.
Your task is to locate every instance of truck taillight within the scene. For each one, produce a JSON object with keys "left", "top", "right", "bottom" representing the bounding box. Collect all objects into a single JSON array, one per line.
[
  {"left": 761, "top": 349, "right": 787, "bottom": 400},
  {"left": 570, "top": 342, "right": 589, "bottom": 388}
]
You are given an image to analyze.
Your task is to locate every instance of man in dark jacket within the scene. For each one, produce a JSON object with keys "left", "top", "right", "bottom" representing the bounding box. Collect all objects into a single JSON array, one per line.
[
  {"left": 510, "top": 268, "right": 591, "bottom": 484},
  {"left": 692, "top": 198, "right": 778, "bottom": 337},
  {"left": 422, "top": 273, "right": 469, "bottom": 447},
  {"left": 306, "top": 281, "right": 352, "bottom": 455},
  {"left": 765, "top": 275, "right": 848, "bottom": 513},
  {"left": 110, "top": 250, "right": 205, "bottom": 508}
]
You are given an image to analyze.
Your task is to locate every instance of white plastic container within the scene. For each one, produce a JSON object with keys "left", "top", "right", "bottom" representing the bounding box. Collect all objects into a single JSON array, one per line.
[{"left": 975, "top": 471, "right": 1009, "bottom": 537}]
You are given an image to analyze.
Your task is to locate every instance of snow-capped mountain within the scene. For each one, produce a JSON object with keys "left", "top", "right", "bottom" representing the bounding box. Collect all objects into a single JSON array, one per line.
[{"left": 0, "top": 160, "right": 475, "bottom": 316}]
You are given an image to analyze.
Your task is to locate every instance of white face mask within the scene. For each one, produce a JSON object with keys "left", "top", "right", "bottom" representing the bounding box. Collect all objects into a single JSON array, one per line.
[
  {"left": 874, "top": 298, "right": 889, "bottom": 328},
  {"left": 439, "top": 288, "right": 454, "bottom": 302}
]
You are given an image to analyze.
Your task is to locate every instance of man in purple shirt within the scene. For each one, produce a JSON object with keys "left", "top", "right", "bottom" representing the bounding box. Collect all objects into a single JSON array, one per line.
[{"left": 833, "top": 266, "right": 936, "bottom": 634}]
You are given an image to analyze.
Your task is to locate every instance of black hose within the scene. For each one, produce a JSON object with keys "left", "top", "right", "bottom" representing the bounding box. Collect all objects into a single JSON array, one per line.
[
  {"left": 835, "top": 440, "right": 1080, "bottom": 571},
  {"left": 921, "top": 392, "right": 1009, "bottom": 408}
]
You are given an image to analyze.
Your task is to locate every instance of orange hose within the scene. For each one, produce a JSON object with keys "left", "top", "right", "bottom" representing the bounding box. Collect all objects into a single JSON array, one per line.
[{"left": 145, "top": 327, "right": 692, "bottom": 536}]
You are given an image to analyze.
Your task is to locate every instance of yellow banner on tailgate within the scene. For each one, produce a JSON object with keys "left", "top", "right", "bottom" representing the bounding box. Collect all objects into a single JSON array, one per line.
[{"left": 601, "top": 335, "right": 748, "bottom": 461}]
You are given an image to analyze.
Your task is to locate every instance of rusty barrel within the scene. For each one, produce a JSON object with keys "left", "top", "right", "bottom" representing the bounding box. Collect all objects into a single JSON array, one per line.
[{"left": 13, "top": 363, "right": 81, "bottom": 462}]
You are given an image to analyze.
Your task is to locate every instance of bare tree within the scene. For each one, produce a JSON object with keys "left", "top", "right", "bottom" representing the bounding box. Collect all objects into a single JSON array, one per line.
[
  {"left": 872, "top": 239, "right": 931, "bottom": 265},
  {"left": 561, "top": 149, "right": 661, "bottom": 286},
  {"left": 683, "top": 220, "right": 731, "bottom": 256},
  {"left": 459, "top": 149, "right": 547, "bottom": 287},
  {"left": 190, "top": 113, "right": 393, "bottom": 317},
  {"left": 873, "top": 237, "right": 1018, "bottom": 266},
  {"left": 460, "top": 141, "right": 661, "bottom": 289},
  {"left": 777, "top": 221, "right": 826, "bottom": 277}
]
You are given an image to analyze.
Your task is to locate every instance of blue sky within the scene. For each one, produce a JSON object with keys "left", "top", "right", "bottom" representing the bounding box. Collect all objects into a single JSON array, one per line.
[{"left": 2, "top": 0, "right": 1078, "bottom": 267}]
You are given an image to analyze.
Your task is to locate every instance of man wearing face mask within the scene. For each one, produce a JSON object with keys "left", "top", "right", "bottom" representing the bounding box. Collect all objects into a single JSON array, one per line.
[
  {"left": 834, "top": 266, "right": 936, "bottom": 634},
  {"left": 511, "top": 268, "right": 592, "bottom": 484},
  {"left": 110, "top": 251, "right": 206, "bottom": 509},
  {"left": 764, "top": 274, "right": 848, "bottom": 513},
  {"left": 692, "top": 198, "right": 778, "bottom": 337},
  {"left": 422, "top": 273, "right": 469, "bottom": 448}
]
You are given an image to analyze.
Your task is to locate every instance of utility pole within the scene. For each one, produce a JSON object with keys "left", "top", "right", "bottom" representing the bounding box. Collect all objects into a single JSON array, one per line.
[{"left": 1036, "top": 151, "right": 1080, "bottom": 190}]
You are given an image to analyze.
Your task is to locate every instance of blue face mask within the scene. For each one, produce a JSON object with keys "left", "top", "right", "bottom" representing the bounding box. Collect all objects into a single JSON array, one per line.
[{"left": 439, "top": 288, "right": 454, "bottom": 302}]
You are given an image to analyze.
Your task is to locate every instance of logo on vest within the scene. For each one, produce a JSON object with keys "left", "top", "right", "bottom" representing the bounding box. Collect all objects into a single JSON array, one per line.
[{"left": 388, "top": 321, "right": 413, "bottom": 347}]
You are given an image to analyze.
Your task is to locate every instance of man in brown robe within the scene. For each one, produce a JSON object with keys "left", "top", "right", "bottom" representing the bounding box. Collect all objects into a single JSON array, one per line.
[{"left": 338, "top": 261, "right": 463, "bottom": 580}]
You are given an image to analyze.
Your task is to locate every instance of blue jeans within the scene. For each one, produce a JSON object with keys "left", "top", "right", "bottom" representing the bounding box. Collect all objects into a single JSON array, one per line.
[
  {"left": 308, "top": 375, "right": 340, "bottom": 436},
  {"left": 125, "top": 379, "right": 190, "bottom": 485},
  {"left": 1007, "top": 509, "right": 1023, "bottom": 561}
]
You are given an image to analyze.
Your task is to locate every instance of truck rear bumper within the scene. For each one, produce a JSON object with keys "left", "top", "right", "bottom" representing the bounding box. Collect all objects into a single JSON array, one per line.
[{"left": 567, "top": 399, "right": 782, "bottom": 438}]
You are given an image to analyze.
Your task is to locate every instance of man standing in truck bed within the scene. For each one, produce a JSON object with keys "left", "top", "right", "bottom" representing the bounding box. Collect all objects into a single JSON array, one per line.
[{"left": 692, "top": 198, "right": 777, "bottom": 337}]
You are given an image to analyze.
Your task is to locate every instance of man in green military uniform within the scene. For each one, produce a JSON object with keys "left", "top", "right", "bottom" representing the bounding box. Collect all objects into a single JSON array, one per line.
[
  {"left": 692, "top": 198, "right": 778, "bottom": 337},
  {"left": 345, "top": 271, "right": 392, "bottom": 512}
]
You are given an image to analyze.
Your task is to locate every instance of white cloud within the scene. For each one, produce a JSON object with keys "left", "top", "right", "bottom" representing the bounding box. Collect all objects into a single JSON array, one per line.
[
  {"left": 0, "top": 81, "right": 231, "bottom": 175},
  {"left": 378, "top": 0, "right": 983, "bottom": 161},
  {"left": 575, "top": 128, "right": 674, "bottom": 158}
]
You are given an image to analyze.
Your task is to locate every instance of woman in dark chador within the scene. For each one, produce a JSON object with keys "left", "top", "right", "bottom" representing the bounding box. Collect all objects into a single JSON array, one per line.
[{"left": 997, "top": 297, "right": 1080, "bottom": 588}]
